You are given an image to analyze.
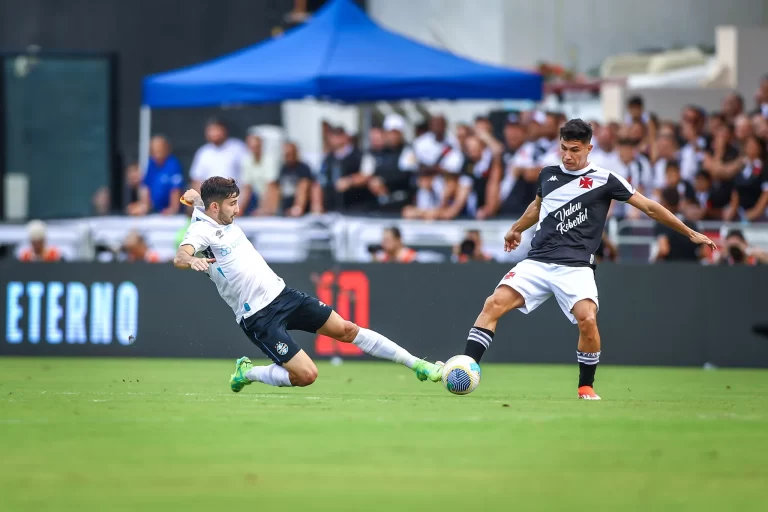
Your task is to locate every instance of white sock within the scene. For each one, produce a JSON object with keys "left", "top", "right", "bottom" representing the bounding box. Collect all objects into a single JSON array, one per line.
[
  {"left": 245, "top": 364, "right": 293, "bottom": 387},
  {"left": 352, "top": 328, "right": 418, "bottom": 369}
]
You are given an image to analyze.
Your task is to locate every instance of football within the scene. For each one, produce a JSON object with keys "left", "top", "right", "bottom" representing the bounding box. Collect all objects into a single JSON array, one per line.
[{"left": 441, "top": 355, "right": 481, "bottom": 395}]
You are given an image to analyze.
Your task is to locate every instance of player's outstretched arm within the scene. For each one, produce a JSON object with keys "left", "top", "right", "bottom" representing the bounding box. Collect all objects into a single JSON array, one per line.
[
  {"left": 173, "top": 245, "right": 215, "bottom": 271},
  {"left": 627, "top": 192, "right": 717, "bottom": 250},
  {"left": 504, "top": 196, "right": 542, "bottom": 252}
]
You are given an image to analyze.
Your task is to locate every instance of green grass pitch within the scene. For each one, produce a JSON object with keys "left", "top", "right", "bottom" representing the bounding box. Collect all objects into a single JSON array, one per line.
[{"left": 1, "top": 357, "right": 767, "bottom": 512}]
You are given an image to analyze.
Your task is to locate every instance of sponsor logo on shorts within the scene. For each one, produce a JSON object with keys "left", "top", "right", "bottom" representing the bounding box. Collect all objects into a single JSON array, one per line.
[
  {"left": 318, "top": 300, "right": 326, "bottom": 307},
  {"left": 276, "top": 342, "right": 289, "bottom": 356}
]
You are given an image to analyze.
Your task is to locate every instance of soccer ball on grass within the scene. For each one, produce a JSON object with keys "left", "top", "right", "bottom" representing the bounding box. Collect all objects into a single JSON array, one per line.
[{"left": 441, "top": 355, "right": 481, "bottom": 395}]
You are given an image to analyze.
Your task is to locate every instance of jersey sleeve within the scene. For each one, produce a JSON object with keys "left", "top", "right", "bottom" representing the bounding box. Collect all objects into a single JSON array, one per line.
[
  {"left": 179, "top": 222, "right": 211, "bottom": 253},
  {"left": 536, "top": 170, "right": 543, "bottom": 198},
  {"left": 607, "top": 172, "right": 635, "bottom": 202}
]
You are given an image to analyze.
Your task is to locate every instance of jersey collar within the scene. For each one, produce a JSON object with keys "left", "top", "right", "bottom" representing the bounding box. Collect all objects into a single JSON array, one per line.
[
  {"left": 559, "top": 162, "right": 593, "bottom": 175},
  {"left": 192, "top": 207, "right": 223, "bottom": 227}
]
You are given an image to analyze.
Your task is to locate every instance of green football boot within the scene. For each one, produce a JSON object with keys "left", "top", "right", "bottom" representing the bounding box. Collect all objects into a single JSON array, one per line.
[
  {"left": 229, "top": 356, "right": 254, "bottom": 393},
  {"left": 413, "top": 360, "right": 443, "bottom": 383}
]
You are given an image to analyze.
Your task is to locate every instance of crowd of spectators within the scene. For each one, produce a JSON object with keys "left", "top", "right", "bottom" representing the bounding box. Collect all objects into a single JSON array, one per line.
[{"left": 24, "top": 77, "right": 768, "bottom": 264}]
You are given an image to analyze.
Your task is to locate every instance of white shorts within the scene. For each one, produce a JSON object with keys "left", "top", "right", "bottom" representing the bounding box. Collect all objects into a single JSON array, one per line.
[{"left": 497, "top": 259, "right": 599, "bottom": 324}]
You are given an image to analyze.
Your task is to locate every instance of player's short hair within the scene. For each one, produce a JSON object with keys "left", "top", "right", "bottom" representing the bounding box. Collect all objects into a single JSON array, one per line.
[
  {"left": 384, "top": 226, "right": 402, "bottom": 240},
  {"left": 201, "top": 177, "right": 240, "bottom": 208},
  {"left": 627, "top": 95, "right": 644, "bottom": 108},
  {"left": 559, "top": 119, "right": 592, "bottom": 144}
]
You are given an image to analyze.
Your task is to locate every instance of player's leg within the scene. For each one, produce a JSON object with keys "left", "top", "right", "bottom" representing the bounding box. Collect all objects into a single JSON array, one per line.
[
  {"left": 571, "top": 299, "right": 601, "bottom": 400},
  {"left": 231, "top": 314, "right": 317, "bottom": 392},
  {"left": 549, "top": 266, "right": 601, "bottom": 399},
  {"left": 316, "top": 310, "right": 442, "bottom": 382},
  {"left": 464, "top": 260, "right": 551, "bottom": 362}
]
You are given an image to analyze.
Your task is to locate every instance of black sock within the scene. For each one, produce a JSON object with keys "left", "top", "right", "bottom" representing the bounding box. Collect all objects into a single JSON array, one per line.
[
  {"left": 465, "top": 326, "right": 494, "bottom": 362},
  {"left": 577, "top": 351, "right": 600, "bottom": 387}
]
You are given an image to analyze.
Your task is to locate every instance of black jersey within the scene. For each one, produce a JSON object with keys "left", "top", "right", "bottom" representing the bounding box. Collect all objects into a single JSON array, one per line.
[{"left": 527, "top": 164, "right": 635, "bottom": 267}]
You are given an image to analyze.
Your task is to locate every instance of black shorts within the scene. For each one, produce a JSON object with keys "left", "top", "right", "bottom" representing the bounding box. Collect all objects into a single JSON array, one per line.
[{"left": 239, "top": 287, "right": 333, "bottom": 365}]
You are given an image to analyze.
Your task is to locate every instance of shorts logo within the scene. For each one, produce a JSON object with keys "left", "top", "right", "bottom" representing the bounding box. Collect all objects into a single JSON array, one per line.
[
  {"left": 504, "top": 271, "right": 516, "bottom": 280},
  {"left": 276, "top": 342, "right": 289, "bottom": 356},
  {"left": 318, "top": 300, "right": 326, "bottom": 307}
]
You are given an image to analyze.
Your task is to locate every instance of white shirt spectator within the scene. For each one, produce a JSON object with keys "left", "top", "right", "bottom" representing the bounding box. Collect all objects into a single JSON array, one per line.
[
  {"left": 360, "top": 146, "right": 418, "bottom": 176},
  {"left": 413, "top": 132, "right": 462, "bottom": 173},
  {"left": 590, "top": 147, "right": 618, "bottom": 169},
  {"left": 190, "top": 139, "right": 248, "bottom": 184},
  {"left": 241, "top": 152, "right": 280, "bottom": 196}
]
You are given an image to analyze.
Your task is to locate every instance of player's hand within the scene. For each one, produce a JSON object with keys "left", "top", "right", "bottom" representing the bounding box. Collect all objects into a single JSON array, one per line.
[
  {"left": 504, "top": 229, "right": 522, "bottom": 252},
  {"left": 190, "top": 257, "right": 215, "bottom": 271},
  {"left": 181, "top": 189, "right": 201, "bottom": 207},
  {"left": 689, "top": 231, "right": 717, "bottom": 250}
]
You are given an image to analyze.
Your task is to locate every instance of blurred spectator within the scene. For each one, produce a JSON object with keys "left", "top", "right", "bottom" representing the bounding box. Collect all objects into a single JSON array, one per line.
[
  {"left": 690, "top": 171, "right": 715, "bottom": 220},
  {"left": 724, "top": 135, "right": 768, "bottom": 221},
  {"left": 591, "top": 125, "right": 618, "bottom": 168},
  {"left": 717, "top": 229, "right": 768, "bottom": 265},
  {"left": 406, "top": 115, "right": 464, "bottom": 216},
  {"left": 18, "top": 220, "right": 61, "bottom": 262},
  {"left": 498, "top": 115, "right": 538, "bottom": 216},
  {"left": 313, "top": 125, "right": 372, "bottom": 213},
  {"left": 455, "top": 123, "right": 473, "bottom": 153},
  {"left": 625, "top": 95, "right": 648, "bottom": 124},
  {"left": 536, "top": 112, "right": 560, "bottom": 160},
  {"left": 651, "top": 134, "right": 681, "bottom": 192},
  {"left": 679, "top": 106, "right": 708, "bottom": 181},
  {"left": 453, "top": 229, "right": 493, "bottom": 262},
  {"left": 722, "top": 92, "right": 744, "bottom": 123},
  {"left": 239, "top": 133, "right": 280, "bottom": 216},
  {"left": 595, "top": 233, "right": 618, "bottom": 263},
  {"left": 754, "top": 75, "right": 768, "bottom": 117},
  {"left": 653, "top": 188, "right": 700, "bottom": 263},
  {"left": 364, "top": 114, "right": 418, "bottom": 212},
  {"left": 753, "top": 113, "right": 768, "bottom": 140},
  {"left": 708, "top": 112, "right": 727, "bottom": 136},
  {"left": 664, "top": 161, "right": 697, "bottom": 216},
  {"left": 373, "top": 227, "right": 416, "bottom": 263},
  {"left": 189, "top": 119, "right": 247, "bottom": 191},
  {"left": 144, "top": 135, "right": 184, "bottom": 215},
  {"left": 121, "top": 231, "right": 160, "bottom": 263},
  {"left": 92, "top": 187, "right": 111, "bottom": 215},
  {"left": 734, "top": 115, "right": 754, "bottom": 150},
  {"left": 125, "top": 163, "right": 150, "bottom": 216},
  {"left": 278, "top": 142, "right": 313, "bottom": 217}
]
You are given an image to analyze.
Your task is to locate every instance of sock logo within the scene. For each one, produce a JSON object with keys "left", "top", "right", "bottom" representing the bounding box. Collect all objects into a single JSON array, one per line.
[{"left": 276, "top": 342, "right": 289, "bottom": 356}]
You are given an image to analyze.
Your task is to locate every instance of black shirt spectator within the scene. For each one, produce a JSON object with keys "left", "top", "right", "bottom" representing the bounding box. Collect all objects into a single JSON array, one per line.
[
  {"left": 278, "top": 142, "right": 313, "bottom": 217},
  {"left": 364, "top": 115, "right": 418, "bottom": 213},
  {"left": 728, "top": 135, "right": 768, "bottom": 221},
  {"left": 314, "top": 126, "right": 374, "bottom": 212},
  {"left": 499, "top": 116, "right": 537, "bottom": 216},
  {"left": 654, "top": 188, "right": 699, "bottom": 262}
]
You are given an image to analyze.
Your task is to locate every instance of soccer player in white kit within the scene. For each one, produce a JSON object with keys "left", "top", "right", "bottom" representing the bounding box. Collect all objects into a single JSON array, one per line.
[
  {"left": 461, "top": 120, "right": 717, "bottom": 400},
  {"left": 174, "top": 177, "right": 443, "bottom": 391}
]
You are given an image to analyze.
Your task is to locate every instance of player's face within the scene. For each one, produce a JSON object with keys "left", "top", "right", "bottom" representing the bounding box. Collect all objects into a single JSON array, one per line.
[
  {"left": 560, "top": 139, "right": 592, "bottom": 170},
  {"left": 216, "top": 196, "right": 240, "bottom": 225}
]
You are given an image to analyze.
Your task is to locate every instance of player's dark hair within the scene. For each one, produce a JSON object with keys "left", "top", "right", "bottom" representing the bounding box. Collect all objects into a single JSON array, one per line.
[
  {"left": 559, "top": 119, "right": 593, "bottom": 144},
  {"left": 627, "top": 95, "right": 644, "bottom": 108},
  {"left": 660, "top": 187, "right": 680, "bottom": 208},
  {"left": 201, "top": 177, "right": 240, "bottom": 208},
  {"left": 385, "top": 226, "right": 402, "bottom": 240}
]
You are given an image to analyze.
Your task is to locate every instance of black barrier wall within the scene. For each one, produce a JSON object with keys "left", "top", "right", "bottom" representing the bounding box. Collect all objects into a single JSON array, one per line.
[{"left": 1, "top": 262, "right": 767, "bottom": 367}]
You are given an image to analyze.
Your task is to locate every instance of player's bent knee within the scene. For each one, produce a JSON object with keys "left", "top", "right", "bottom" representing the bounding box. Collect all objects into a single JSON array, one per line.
[
  {"left": 338, "top": 321, "right": 359, "bottom": 343},
  {"left": 576, "top": 313, "right": 597, "bottom": 331},
  {"left": 292, "top": 365, "right": 318, "bottom": 387}
]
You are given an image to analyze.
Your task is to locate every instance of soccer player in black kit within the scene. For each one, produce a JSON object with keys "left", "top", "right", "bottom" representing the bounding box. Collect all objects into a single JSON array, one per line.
[{"left": 463, "top": 119, "right": 716, "bottom": 399}]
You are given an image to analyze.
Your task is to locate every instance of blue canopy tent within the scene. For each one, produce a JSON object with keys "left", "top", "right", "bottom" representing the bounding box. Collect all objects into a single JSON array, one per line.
[{"left": 139, "top": 0, "right": 542, "bottom": 161}]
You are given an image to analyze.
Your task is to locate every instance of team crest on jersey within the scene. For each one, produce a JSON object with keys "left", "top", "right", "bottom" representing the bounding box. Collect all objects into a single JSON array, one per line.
[
  {"left": 215, "top": 230, "right": 223, "bottom": 238},
  {"left": 276, "top": 342, "right": 289, "bottom": 356},
  {"left": 579, "top": 176, "right": 594, "bottom": 189}
]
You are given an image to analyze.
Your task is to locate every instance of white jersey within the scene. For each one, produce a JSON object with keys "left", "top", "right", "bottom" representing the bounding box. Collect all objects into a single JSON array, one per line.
[{"left": 181, "top": 208, "right": 285, "bottom": 323}]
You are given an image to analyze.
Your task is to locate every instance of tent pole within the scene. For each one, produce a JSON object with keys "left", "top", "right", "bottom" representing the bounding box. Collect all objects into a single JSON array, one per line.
[
  {"left": 360, "top": 104, "right": 372, "bottom": 152},
  {"left": 139, "top": 106, "right": 151, "bottom": 172}
]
